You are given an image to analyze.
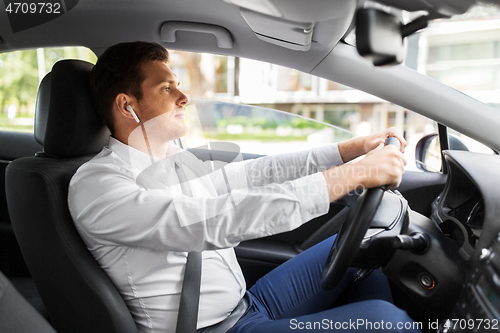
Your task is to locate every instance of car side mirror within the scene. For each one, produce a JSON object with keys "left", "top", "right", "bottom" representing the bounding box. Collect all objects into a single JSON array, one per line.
[{"left": 415, "top": 134, "right": 469, "bottom": 172}]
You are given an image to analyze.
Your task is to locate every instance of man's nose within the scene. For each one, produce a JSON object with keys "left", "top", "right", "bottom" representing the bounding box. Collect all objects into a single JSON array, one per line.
[{"left": 177, "top": 91, "right": 189, "bottom": 106}]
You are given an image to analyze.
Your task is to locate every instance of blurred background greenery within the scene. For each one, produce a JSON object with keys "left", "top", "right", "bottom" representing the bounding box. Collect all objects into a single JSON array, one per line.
[{"left": 0, "top": 47, "right": 96, "bottom": 132}]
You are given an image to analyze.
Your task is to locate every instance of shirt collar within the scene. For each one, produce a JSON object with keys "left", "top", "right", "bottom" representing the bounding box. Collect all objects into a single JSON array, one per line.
[
  {"left": 108, "top": 136, "right": 160, "bottom": 173},
  {"left": 108, "top": 137, "right": 190, "bottom": 173}
]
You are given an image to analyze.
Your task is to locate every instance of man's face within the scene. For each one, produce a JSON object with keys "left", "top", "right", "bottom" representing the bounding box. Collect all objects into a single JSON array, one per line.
[{"left": 136, "top": 60, "right": 189, "bottom": 142}]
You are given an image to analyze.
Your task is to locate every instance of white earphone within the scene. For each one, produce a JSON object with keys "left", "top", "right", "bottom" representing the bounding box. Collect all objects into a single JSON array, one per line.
[{"left": 126, "top": 105, "right": 140, "bottom": 123}]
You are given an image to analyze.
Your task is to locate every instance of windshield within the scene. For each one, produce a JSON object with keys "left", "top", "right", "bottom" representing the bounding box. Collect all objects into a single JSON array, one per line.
[{"left": 405, "top": 4, "right": 500, "bottom": 111}]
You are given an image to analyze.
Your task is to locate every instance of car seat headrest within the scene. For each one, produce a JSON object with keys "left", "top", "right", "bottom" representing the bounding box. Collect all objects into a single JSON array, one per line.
[{"left": 34, "top": 59, "right": 110, "bottom": 157}]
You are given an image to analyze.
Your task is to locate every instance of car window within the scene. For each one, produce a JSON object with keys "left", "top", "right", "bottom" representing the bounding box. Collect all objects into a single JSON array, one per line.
[
  {"left": 402, "top": 4, "right": 500, "bottom": 172},
  {"left": 170, "top": 50, "right": 437, "bottom": 171},
  {"left": 447, "top": 129, "right": 495, "bottom": 155},
  {"left": 0, "top": 47, "right": 97, "bottom": 132},
  {"left": 408, "top": 4, "right": 500, "bottom": 113},
  {"left": 181, "top": 98, "right": 355, "bottom": 156}
]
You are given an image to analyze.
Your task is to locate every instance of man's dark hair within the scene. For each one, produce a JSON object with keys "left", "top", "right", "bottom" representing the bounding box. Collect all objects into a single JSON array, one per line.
[{"left": 90, "top": 41, "right": 169, "bottom": 133}]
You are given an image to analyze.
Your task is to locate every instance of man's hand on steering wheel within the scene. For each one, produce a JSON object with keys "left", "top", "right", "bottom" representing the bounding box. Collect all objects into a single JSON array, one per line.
[
  {"left": 320, "top": 135, "right": 406, "bottom": 290},
  {"left": 337, "top": 127, "right": 407, "bottom": 164},
  {"left": 362, "top": 127, "right": 407, "bottom": 154},
  {"left": 355, "top": 142, "right": 407, "bottom": 190},
  {"left": 322, "top": 137, "right": 406, "bottom": 202}
]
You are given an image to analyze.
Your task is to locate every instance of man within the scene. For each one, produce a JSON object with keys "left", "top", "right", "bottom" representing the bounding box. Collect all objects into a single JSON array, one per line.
[{"left": 68, "top": 41, "right": 418, "bottom": 332}]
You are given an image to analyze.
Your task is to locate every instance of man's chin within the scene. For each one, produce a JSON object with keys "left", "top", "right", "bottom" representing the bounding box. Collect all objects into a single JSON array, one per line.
[{"left": 176, "top": 125, "right": 189, "bottom": 140}]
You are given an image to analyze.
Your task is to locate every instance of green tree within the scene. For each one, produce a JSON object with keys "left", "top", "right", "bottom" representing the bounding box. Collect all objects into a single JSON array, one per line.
[{"left": 0, "top": 50, "right": 39, "bottom": 115}]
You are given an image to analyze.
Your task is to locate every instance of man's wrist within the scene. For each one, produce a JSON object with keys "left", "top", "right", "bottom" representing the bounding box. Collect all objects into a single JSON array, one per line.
[{"left": 322, "top": 164, "right": 367, "bottom": 202}]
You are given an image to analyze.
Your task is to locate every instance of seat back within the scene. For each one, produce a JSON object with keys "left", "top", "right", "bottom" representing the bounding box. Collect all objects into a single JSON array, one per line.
[{"left": 5, "top": 60, "right": 138, "bottom": 333}]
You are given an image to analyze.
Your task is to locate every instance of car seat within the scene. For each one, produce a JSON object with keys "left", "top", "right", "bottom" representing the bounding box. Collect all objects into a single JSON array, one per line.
[{"left": 5, "top": 60, "right": 139, "bottom": 333}]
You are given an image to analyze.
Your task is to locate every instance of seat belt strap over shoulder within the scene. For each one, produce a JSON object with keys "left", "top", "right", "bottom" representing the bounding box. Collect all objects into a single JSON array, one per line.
[
  {"left": 176, "top": 251, "right": 202, "bottom": 333},
  {"left": 175, "top": 158, "right": 202, "bottom": 333}
]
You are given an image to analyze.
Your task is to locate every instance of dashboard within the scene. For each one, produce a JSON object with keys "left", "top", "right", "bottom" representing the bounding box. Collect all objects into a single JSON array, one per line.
[
  {"left": 430, "top": 154, "right": 484, "bottom": 259},
  {"left": 431, "top": 151, "right": 500, "bottom": 332}
]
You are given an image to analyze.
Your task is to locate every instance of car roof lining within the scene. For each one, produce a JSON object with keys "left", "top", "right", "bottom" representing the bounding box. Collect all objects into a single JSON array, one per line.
[{"left": 0, "top": 0, "right": 355, "bottom": 73}]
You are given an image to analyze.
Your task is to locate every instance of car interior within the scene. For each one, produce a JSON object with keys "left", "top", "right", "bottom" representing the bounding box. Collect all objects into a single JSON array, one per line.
[{"left": 1, "top": 0, "right": 500, "bottom": 332}]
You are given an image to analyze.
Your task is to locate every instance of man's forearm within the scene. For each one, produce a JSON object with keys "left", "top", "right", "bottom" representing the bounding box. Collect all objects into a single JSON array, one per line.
[
  {"left": 239, "top": 144, "right": 342, "bottom": 187},
  {"left": 337, "top": 136, "right": 365, "bottom": 163}
]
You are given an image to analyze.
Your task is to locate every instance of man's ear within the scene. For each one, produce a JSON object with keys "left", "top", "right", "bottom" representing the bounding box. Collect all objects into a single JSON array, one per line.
[{"left": 114, "top": 93, "right": 137, "bottom": 122}]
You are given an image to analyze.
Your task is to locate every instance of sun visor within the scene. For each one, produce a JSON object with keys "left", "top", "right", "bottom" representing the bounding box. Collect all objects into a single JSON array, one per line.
[
  {"left": 240, "top": 8, "right": 314, "bottom": 51},
  {"left": 230, "top": 0, "right": 356, "bottom": 52}
]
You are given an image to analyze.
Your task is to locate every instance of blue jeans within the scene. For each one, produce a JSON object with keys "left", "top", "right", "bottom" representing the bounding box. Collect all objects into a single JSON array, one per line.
[{"left": 229, "top": 235, "right": 422, "bottom": 332}]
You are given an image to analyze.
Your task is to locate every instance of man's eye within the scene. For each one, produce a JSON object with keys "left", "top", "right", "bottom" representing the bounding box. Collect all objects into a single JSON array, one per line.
[{"left": 165, "top": 87, "right": 171, "bottom": 92}]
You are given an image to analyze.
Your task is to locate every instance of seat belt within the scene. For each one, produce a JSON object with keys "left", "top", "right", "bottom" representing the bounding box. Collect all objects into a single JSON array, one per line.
[
  {"left": 175, "top": 160, "right": 202, "bottom": 333},
  {"left": 176, "top": 251, "right": 202, "bottom": 333}
]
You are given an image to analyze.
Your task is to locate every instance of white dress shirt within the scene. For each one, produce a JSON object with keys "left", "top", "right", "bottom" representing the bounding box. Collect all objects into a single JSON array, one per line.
[{"left": 68, "top": 137, "right": 343, "bottom": 333}]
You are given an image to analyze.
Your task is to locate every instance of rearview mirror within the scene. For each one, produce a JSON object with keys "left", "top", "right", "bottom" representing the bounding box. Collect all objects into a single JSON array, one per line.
[
  {"left": 356, "top": 8, "right": 404, "bottom": 66},
  {"left": 356, "top": 8, "right": 428, "bottom": 66}
]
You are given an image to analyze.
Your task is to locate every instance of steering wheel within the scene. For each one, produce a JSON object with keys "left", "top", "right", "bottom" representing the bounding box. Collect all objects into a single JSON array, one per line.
[{"left": 320, "top": 137, "right": 401, "bottom": 290}]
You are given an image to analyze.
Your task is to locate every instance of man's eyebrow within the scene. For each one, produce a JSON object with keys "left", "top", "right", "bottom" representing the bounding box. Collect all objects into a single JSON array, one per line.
[{"left": 156, "top": 79, "right": 179, "bottom": 86}]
